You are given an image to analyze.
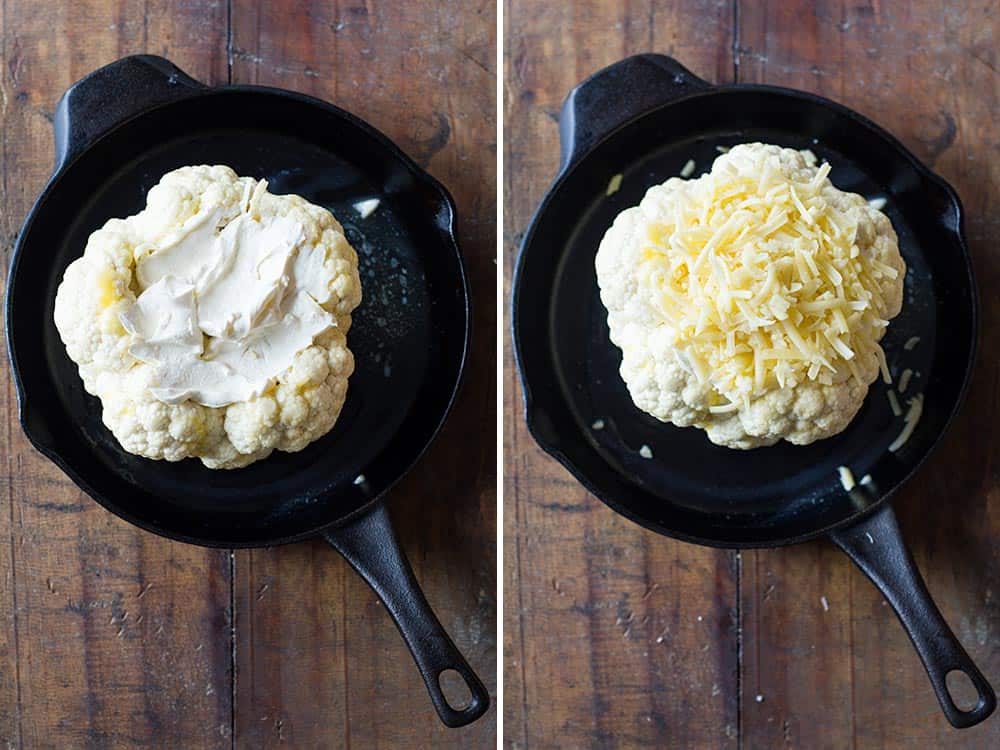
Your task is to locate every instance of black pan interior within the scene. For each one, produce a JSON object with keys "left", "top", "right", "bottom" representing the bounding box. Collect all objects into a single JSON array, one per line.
[
  {"left": 515, "top": 87, "right": 975, "bottom": 546},
  {"left": 9, "top": 90, "right": 468, "bottom": 546}
]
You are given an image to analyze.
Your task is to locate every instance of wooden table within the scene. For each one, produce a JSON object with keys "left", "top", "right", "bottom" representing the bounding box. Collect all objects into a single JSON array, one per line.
[
  {"left": 0, "top": 2, "right": 496, "bottom": 747},
  {"left": 504, "top": 1, "right": 1000, "bottom": 747}
]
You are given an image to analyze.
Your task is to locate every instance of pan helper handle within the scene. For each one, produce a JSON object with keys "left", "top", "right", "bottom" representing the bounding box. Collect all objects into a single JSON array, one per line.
[
  {"left": 558, "top": 54, "right": 713, "bottom": 171},
  {"left": 323, "top": 504, "right": 490, "bottom": 727},
  {"left": 52, "top": 55, "right": 204, "bottom": 173},
  {"left": 831, "top": 503, "right": 996, "bottom": 729}
]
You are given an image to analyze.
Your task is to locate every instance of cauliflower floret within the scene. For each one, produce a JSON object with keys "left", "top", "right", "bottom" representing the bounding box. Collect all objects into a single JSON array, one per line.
[
  {"left": 54, "top": 165, "right": 362, "bottom": 468},
  {"left": 596, "top": 143, "right": 905, "bottom": 449}
]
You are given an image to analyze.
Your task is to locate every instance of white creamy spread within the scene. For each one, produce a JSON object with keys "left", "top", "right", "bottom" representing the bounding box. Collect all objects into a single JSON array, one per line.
[{"left": 119, "top": 179, "right": 336, "bottom": 407}]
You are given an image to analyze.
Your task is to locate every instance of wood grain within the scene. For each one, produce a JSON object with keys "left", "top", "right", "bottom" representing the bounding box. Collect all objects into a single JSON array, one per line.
[
  {"left": 0, "top": 2, "right": 496, "bottom": 748},
  {"left": 737, "top": 2, "right": 1000, "bottom": 748},
  {"left": 503, "top": 3, "right": 739, "bottom": 749},
  {"left": 504, "top": 1, "right": 1000, "bottom": 748},
  {"left": 0, "top": 3, "right": 232, "bottom": 748},
  {"left": 229, "top": 2, "right": 497, "bottom": 748}
]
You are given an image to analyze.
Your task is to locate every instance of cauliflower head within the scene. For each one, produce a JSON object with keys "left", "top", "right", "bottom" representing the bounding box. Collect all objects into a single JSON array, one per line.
[
  {"left": 595, "top": 143, "right": 905, "bottom": 449},
  {"left": 54, "top": 165, "right": 362, "bottom": 468}
]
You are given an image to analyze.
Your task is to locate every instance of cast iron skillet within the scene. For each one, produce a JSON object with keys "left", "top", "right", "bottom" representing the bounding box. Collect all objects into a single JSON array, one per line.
[
  {"left": 6, "top": 55, "right": 489, "bottom": 728},
  {"left": 513, "top": 54, "right": 994, "bottom": 728}
]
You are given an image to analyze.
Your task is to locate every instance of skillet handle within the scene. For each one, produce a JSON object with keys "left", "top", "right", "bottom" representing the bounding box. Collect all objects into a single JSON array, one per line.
[
  {"left": 558, "top": 53, "right": 712, "bottom": 171},
  {"left": 53, "top": 54, "right": 204, "bottom": 173},
  {"left": 831, "top": 503, "right": 996, "bottom": 728},
  {"left": 322, "top": 504, "right": 490, "bottom": 727}
]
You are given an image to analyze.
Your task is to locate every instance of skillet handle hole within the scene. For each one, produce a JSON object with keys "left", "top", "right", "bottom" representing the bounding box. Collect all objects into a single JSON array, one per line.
[
  {"left": 438, "top": 669, "right": 472, "bottom": 711},
  {"left": 946, "top": 669, "right": 981, "bottom": 712}
]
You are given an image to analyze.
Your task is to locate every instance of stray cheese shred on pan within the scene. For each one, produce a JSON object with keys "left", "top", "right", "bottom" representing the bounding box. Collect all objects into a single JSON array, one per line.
[
  {"left": 838, "top": 465, "right": 856, "bottom": 491},
  {"left": 888, "top": 394, "right": 924, "bottom": 452}
]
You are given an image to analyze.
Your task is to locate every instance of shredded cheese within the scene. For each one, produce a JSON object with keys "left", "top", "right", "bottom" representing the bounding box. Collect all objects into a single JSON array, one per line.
[
  {"left": 639, "top": 444, "right": 653, "bottom": 459},
  {"left": 887, "top": 390, "right": 902, "bottom": 416},
  {"left": 889, "top": 394, "right": 923, "bottom": 452},
  {"left": 838, "top": 466, "right": 856, "bottom": 491},
  {"left": 898, "top": 368, "right": 913, "bottom": 393},
  {"left": 903, "top": 336, "right": 920, "bottom": 351},
  {"left": 680, "top": 159, "right": 696, "bottom": 178},
  {"left": 606, "top": 174, "right": 623, "bottom": 196},
  {"left": 635, "top": 147, "right": 900, "bottom": 402}
]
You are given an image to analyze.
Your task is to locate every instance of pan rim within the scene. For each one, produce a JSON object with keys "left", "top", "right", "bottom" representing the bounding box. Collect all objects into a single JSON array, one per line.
[
  {"left": 512, "top": 81, "right": 978, "bottom": 549},
  {"left": 6, "top": 83, "right": 472, "bottom": 549}
]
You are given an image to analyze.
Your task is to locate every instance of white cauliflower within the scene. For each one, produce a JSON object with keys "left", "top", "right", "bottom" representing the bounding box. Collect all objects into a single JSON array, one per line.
[
  {"left": 596, "top": 143, "right": 905, "bottom": 449},
  {"left": 54, "top": 165, "right": 362, "bottom": 468}
]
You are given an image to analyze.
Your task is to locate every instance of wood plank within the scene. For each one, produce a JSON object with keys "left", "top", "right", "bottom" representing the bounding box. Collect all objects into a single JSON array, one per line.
[
  {"left": 0, "top": 3, "right": 19, "bottom": 742},
  {"left": 502, "top": 3, "right": 739, "bottom": 748},
  {"left": 737, "top": 1, "right": 1000, "bottom": 746},
  {"left": 0, "top": 2, "right": 234, "bottom": 748},
  {"left": 229, "top": 2, "right": 497, "bottom": 747}
]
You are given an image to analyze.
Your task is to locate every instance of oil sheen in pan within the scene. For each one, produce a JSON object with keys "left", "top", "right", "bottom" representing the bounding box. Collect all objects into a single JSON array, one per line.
[
  {"left": 554, "top": 132, "right": 935, "bottom": 516},
  {"left": 43, "top": 131, "right": 430, "bottom": 510}
]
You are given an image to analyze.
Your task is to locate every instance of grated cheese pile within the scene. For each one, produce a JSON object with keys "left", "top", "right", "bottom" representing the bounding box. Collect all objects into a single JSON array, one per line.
[{"left": 634, "top": 145, "right": 899, "bottom": 410}]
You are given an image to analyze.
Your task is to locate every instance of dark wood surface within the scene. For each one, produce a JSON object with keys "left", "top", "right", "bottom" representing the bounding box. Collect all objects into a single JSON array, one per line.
[
  {"left": 504, "top": 1, "right": 1000, "bottom": 748},
  {"left": 0, "top": 2, "right": 496, "bottom": 748}
]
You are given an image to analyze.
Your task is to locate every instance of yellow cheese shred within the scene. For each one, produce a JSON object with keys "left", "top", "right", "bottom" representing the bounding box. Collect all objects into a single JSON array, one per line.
[
  {"left": 887, "top": 390, "right": 903, "bottom": 417},
  {"left": 837, "top": 466, "right": 856, "bottom": 491},
  {"left": 898, "top": 368, "right": 913, "bottom": 394},
  {"left": 888, "top": 394, "right": 923, "bottom": 452}
]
